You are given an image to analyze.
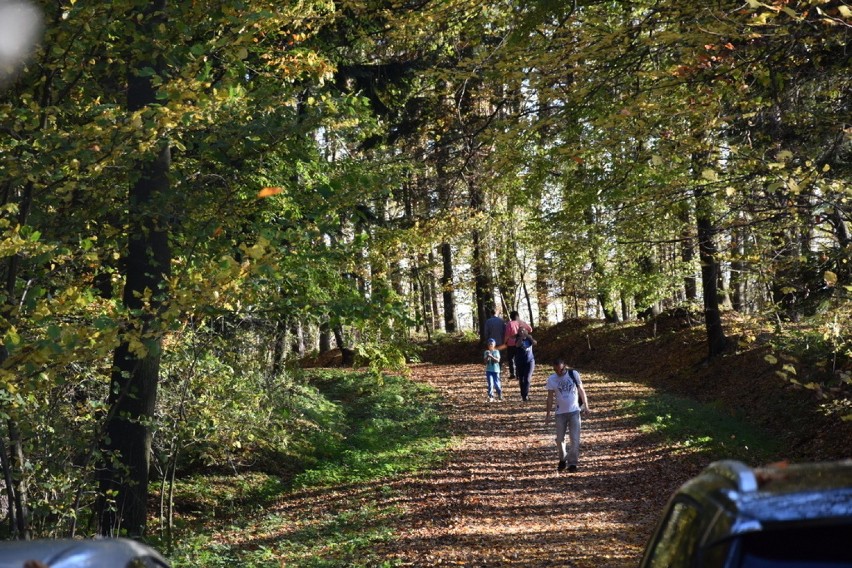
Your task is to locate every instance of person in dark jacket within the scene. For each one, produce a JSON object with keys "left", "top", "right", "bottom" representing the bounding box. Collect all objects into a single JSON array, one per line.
[
  {"left": 483, "top": 308, "right": 506, "bottom": 350},
  {"left": 513, "top": 327, "right": 537, "bottom": 401}
]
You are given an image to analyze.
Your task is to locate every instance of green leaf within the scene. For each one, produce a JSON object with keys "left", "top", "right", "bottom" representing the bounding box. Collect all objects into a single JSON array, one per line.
[{"left": 823, "top": 271, "right": 838, "bottom": 287}]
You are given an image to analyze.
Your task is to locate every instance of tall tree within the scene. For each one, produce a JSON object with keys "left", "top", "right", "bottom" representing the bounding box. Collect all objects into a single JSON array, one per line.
[{"left": 97, "top": 0, "right": 171, "bottom": 537}]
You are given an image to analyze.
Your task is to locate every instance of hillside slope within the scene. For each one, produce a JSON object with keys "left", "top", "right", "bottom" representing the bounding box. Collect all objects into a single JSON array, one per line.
[{"left": 421, "top": 314, "right": 852, "bottom": 462}]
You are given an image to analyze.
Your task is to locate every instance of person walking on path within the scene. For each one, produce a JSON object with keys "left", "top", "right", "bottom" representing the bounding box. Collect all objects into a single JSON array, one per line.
[
  {"left": 482, "top": 308, "right": 506, "bottom": 350},
  {"left": 513, "top": 327, "right": 537, "bottom": 401},
  {"left": 483, "top": 338, "right": 503, "bottom": 403},
  {"left": 544, "top": 357, "right": 590, "bottom": 472},
  {"left": 503, "top": 311, "right": 532, "bottom": 380}
]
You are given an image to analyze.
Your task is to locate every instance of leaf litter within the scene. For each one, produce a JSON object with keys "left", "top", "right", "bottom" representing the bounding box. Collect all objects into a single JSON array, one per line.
[{"left": 372, "top": 362, "right": 706, "bottom": 567}]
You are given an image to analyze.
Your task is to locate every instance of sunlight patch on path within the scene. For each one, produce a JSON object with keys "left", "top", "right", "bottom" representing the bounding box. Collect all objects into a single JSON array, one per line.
[{"left": 383, "top": 363, "right": 690, "bottom": 567}]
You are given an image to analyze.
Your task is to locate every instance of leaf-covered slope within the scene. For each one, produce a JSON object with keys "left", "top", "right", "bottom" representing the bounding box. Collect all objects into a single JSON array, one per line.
[{"left": 421, "top": 316, "right": 852, "bottom": 462}]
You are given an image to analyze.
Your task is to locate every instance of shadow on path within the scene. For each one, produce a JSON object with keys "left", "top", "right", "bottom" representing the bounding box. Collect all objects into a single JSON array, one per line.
[
  {"left": 223, "top": 361, "right": 708, "bottom": 567},
  {"left": 379, "top": 362, "right": 704, "bottom": 567}
]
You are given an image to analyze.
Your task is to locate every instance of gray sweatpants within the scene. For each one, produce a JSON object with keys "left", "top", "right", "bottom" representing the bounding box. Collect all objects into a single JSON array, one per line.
[{"left": 554, "top": 411, "right": 581, "bottom": 465}]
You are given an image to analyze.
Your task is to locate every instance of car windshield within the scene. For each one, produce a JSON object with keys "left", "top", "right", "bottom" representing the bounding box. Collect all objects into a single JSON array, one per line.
[{"left": 737, "top": 523, "right": 852, "bottom": 567}]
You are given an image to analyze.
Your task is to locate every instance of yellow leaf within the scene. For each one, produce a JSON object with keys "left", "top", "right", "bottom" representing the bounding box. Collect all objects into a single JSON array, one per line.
[
  {"left": 824, "top": 270, "right": 838, "bottom": 287},
  {"left": 764, "top": 354, "right": 778, "bottom": 365},
  {"left": 4, "top": 328, "right": 21, "bottom": 347},
  {"left": 782, "top": 364, "right": 797, "bottom": 375},
  {"left": 128, "top": 337, "right": 148, "bottom": 358},
  {"left": 246, "top": 245, "right": 264, "bottom": 260}
]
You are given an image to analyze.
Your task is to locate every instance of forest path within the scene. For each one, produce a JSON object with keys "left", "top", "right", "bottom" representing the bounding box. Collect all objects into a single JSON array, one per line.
[{"left": 382, "top": 362, "right": 700, "bottom": 567}]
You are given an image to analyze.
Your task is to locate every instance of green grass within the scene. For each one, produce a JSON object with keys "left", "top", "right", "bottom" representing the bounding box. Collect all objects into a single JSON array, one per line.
[
  {"left": 621, "top": 392, "right": 782, "bottom": 463},
  {"left": 162, "top": 369, "right": 452, "bottom": 568}
]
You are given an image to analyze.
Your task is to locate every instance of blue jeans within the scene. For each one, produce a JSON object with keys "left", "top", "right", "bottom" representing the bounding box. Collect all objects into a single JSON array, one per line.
[
  {"left": 506, "top": 345, "right": 519, "bottom": 377},
  {"left": 515, "top": 360, "right": 534, "bottom": 400},
  {"left": 555, "top": 411, "right": 581, "bottom": 465},
  {"left": 486, "top": 372, "right": 502, "bottom": 398}
]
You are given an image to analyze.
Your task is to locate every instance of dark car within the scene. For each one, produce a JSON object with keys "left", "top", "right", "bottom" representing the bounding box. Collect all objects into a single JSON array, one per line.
[
  {"left": 639, "top": 459, "right": 852, "bottom": 568},
  {"left": 0, "top": 537, "right": 170, "bottom": 568}
]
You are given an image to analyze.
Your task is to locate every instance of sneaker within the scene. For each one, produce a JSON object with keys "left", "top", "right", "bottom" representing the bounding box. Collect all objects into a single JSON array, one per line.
[
  {"left": 488, "top": 397, "right": 494, "bottom": 403},
  {"left": 567, "top": 464, "right": 578, "bottom": 473},
  {"left": 557, "top": 460, "right": 567, "bottom": 472},
  {"left": 497, "top": 395, "right": 503, "bottom": 402}
]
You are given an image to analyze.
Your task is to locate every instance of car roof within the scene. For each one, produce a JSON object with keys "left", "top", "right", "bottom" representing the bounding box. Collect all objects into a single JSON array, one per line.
[
  {"left": 680, "top": 460, "right": 852, "bottom": 531},
  {"left": 0, "top": 537, "right": 170, "bottom": 568}
]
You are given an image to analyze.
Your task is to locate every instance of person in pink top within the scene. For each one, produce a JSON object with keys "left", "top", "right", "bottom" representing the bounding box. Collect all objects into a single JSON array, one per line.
[{"left": 503, "top": 310, "right": 532, "bottom": 379}]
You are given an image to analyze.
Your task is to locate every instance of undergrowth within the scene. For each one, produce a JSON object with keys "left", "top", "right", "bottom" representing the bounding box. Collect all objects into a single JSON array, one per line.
[
  {"left": 622, "top": 391, "right": 782, "bottom": 464},
  {"left": 159, "top": 369, "right": 451, "bottom": 567}
]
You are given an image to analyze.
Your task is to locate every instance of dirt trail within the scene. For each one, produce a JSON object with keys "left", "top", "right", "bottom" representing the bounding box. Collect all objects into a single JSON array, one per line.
[{"left": 383, "top": 362, "right": 704, "bottom": 567}]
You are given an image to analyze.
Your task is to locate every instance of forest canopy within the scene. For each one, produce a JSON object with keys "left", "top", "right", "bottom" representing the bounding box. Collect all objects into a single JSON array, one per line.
[{"left": 0, "top": 0, "right": 849, "bottom": 540}]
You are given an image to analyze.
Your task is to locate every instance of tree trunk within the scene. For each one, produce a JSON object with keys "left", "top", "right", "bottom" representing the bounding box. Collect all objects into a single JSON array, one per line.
[
  {"left": 830, "top": 205, "right": 851, "bottom": 280},
  {"left": 496, "top": 222, "right": 517, "bottom": 314},
  {"left": 412, "top": 260, "right": 433, "bottom": 341},
  {"left": 470, "top": 180, "right": 492, "bottom": 340},
  {"left": 270, "top": 321, "right": 287, "bottom": 381},
  {"left": 472, "top": 226, "right": 489, "bottom": 338},
  {"left": 428, "top": 250, "right": 441, "bottom": 332},
  {"left": 435, "top": 135, "right": 458, "bottom": 333},
  {"left": 680, "top": 205, "right": 698, "bottom": 301},
  {"left": 535, "top": 248, "right": 549, "bottom": 326},
  {"left": 319, "top": 321, "right": 332, "bottom": 353},
  {"left": 797, "top": 188, "right": 816, "bottom": 257},
  {"left": 730, "top": 220, "right": 747, "bottom": 312},
  {"left": 831, "top": 205, "right": 851, "bottom": 248},
  {"left": 333, "top": 325, "right": 354, "bottom": 366},
  {"left": 597, "top": 292, "right": 618, "bottom": 323},
  {"left": 0, "top": 435, "right": 20, "bottom": 536},
  {"left": 696, "top": 188, "right": 727, "bottom": 358},
  {"left": 572, "top": 286, "right": 580, "bottom": 319},
  {"left": 289, "top": 319, "right": 305, "bottom": 358},
  {"left": 410, "top": 261, "right": 422, "bottom": 333},
  {"left": 717, "top": 261, "right": 733, "bottom": 310},
  {"left": 420, "top": 271, "right": 433, "bottom": 342},
  {"left": 440, "top": 243, "right": 457, "bottom": 332},
  {"left": 0, "top": 182, "right": 35, "bottom": 539},
  {"left": 6, "top": 421, "right": 29, "bottom": 539},
  {"left": 521, "top": 278, "right": 534, "bottom": 327},
  {"left": 770, "top": 226, "right": 799, "bottom": 320},
  {"left": 98, "top": 0, "right": 170, "bottom": 537}
]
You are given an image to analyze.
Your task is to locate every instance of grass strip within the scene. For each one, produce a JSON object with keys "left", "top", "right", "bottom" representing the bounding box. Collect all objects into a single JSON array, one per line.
[
  {"left": 164, "top": 369, "right": 452, "bottom": 567},
  {"left": 621, "top": 391, "right": 781, "bottom": 463}
]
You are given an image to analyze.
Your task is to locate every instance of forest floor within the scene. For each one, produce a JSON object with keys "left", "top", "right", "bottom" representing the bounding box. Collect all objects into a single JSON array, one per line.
[
  {"left": 299, "top": 314, "right": 852, "bottom": 566},
  {"left": 372, "top": 363, "right": 700, "bottom": 567}
]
